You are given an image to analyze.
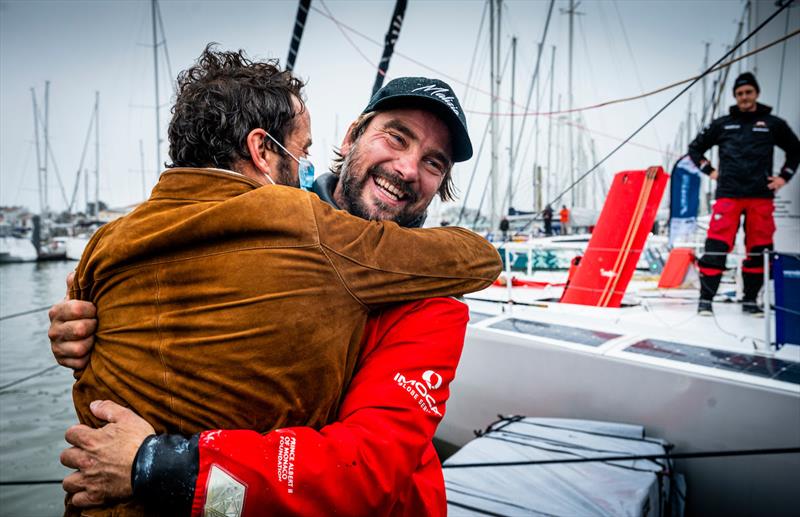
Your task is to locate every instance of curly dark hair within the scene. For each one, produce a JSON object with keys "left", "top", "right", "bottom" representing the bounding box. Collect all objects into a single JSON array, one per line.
[
  {"left": 329, "top": 112, "right": 457, "bottom": 202},
  {"left": 166, "top": 44, "right": 306, "bottom": 171}
]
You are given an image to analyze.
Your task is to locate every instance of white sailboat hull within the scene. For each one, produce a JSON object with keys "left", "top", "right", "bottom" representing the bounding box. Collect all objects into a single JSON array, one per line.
[
  {"left": 0, "top": 236, "right": 38, "bottom": 263},
  {"left": 65, "top": 236, "right": 90, "bottom": 261},
  {"left": 437, "top": 296, "right": 800, "bottom": 516}
]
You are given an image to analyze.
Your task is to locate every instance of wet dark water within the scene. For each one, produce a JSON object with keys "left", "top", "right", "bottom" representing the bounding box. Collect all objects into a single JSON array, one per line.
[{"left": 1, "top": 260, "right": 79, "bottom": 516}]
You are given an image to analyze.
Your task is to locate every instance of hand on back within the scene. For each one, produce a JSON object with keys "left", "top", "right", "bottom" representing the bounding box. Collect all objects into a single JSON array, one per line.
[{"left": 48, "top": 271, "right": 97, "bottom": 373}]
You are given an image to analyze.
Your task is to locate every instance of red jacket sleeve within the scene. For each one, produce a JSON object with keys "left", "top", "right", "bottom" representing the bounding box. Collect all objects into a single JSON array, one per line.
[{"left": 191, "top": 297, "right": 468, "bottom": 517}]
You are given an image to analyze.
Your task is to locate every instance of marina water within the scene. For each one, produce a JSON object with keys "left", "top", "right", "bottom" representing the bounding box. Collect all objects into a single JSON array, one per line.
[{"left": 1, "top": 260, "right": 79, "bottom": 515}]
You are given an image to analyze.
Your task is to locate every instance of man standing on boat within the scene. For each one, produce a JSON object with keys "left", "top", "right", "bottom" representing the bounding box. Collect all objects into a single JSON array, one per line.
[
  {"left": 543, "top": 204, "right": 554, "bottom": 236},
  {"left": 688, "top": 72, "right": 799, "bottom": 316},
  {"left": 559, "top": 204, "right": 570, "bottom": 235},
  {"left": 49, "top": 55, "right": 494, "bottom": 516}
]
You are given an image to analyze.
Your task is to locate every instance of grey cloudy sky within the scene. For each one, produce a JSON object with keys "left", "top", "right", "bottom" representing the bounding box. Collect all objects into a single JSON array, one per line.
[{"left": 1, "top": 0, "right": 791, "bottom": 217}]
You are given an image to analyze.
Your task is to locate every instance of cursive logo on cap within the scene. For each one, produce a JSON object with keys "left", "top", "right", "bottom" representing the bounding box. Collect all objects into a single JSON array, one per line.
[{"left": 411, "top": 85, "right": 460, "bottom": 116}]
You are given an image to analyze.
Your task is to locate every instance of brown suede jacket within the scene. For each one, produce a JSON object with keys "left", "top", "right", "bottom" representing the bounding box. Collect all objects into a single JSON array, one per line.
[{"left": 68, "top": 167, "right": 500, "bottom": 516}]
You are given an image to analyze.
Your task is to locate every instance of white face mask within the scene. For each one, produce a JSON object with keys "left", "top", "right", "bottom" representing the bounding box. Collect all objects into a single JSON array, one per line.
[{"left": 263, "top": 131, "right": 315, "bottom": 190}]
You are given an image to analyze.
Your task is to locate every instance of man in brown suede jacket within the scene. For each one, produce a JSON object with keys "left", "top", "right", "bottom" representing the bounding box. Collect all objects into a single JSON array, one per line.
[{"left": 63, "top": 47, "right": 500, "bottom": 516}]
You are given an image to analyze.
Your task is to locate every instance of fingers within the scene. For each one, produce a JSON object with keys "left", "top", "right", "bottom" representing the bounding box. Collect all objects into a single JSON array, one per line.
[
  {"left": 62, "top": 469, "right": 104, "bottom": 508},
  {"left": 66, "top": 271, "right": 76, "bottom": 297},
  {"left": 48, "top": 299, "right": 97, "bottom": 325},
  {"left": 71, "top": 490, "right": 105, "bottom": 508},
  {"left": 48, "top": 317, "right": 96, "bottom": 345},
  {"left": 89, "top": 400, "right": 132, "bottom": 424},
  {"left": 59, "top": 356, "right": 90, "bottom": 371},
  {"left": 62, "top": 469, "right": 84, "bottom": 494},
  {"left": 51, "top": 334, "right": 94, "bottom": 361},
  {"left": 61, "top": 446, "right": 94, "bottom": 471},
  {"left": 64, "top": 424, "right": 97, "bottom": 448},
  {"left": 766, "top": 177, "right": 784, "bottom": 191},
  {"left": 48, "top": 301, "right": 96, "bottom": 371}
]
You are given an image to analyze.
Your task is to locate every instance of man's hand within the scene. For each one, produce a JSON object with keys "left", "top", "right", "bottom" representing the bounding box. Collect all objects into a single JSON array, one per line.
[
  {"left": 48, "top": 271, "right": 96, "bottom": 372},
  {"left": 767, "top": 175, "right": 787, "bottom": 191},
  {"left": 61, "top": 400, "right": 155, "bottom": 508},
  {"left": 709, "top": 169, "right": 719, "bottom": 180}
]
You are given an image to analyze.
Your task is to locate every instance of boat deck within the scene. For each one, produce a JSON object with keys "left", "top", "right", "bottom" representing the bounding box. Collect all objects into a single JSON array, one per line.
[{"left": 465, "top": 280, "right": 800, "bottom": 392}]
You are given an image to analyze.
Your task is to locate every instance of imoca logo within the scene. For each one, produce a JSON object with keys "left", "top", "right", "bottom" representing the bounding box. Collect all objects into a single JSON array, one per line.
[
  {"left": 422, "top": 370, "right": 443, "bottom": 390},
  {"left": 393, "top": 369, "right": 444, "bottom": 416}
]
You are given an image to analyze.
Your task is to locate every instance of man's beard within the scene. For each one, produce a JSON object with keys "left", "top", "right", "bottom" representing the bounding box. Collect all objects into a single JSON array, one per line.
[
  {"left": 275, "top": 154, "right": 299, "bottom": 188},
  {"left": 338, "top": 145, "right": 426, "bottom": 227}
]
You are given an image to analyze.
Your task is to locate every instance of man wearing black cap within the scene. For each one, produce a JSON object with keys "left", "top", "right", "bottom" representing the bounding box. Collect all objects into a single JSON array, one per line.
[
  {"left": 314, "top": 77, "right": 472, "bottom": 229},
  {"left": 51, "top": 76, "right": 483, "bottom": 516},
  {"left": 688, "top": 72, "right": 800, "bottom": 316}
]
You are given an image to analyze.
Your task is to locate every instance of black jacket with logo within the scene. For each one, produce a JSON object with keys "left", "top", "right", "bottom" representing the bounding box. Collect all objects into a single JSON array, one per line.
[{"left": 688, "top": 103, "right": 800, "bottom": 199}]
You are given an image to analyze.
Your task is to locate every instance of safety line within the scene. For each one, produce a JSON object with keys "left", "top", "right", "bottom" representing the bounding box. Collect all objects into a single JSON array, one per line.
[
  {"left": 0, "top": 364, "right": 59, "bottom": 392},
  {"left": 443, "top": 446, "right": 800, "bottom": 469},
  {"left": 521, "top": 0, "right": 794, "bottom": 230},
  {"left": 466, "top": 28, "right": 800, "bottom": 117},
  {"left": 0, "top": 305, "right": 51, "bottom": 322},
  {"left": 0, "top": 479, "right": 62, "bottom": 486},
  {"left": 312, "top": 1, "right": 684, "bottom": 160},
  {"left": 310, "top": 1, "right": 798, "bottom": 118}
]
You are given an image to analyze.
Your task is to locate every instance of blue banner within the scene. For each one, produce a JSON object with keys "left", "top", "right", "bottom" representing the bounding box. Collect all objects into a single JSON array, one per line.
[
  {"left": 668, "top": 155, "right": 701, "bottom": 246},
  {"left": 774, "top": 253, "right": 800, "bottom": 349}
]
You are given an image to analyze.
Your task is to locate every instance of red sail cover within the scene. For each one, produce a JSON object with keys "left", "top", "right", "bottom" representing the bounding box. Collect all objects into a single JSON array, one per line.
[{"left": 560, "top": 167, "right": 668, "bottom": 307}]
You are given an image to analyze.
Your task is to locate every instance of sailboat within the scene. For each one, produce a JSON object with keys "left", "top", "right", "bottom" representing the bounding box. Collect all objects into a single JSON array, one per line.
[
  {"left": 0, "top": 222, "right": 37, "bottom": 263},
  {"left": 436, "top": 2, "right": 800, "bottom": 515}
]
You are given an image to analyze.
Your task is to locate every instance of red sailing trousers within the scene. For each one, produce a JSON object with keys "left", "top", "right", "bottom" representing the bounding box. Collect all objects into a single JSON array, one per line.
[{"left": 698, "top": 197, "right": 775, "bottom": 276}]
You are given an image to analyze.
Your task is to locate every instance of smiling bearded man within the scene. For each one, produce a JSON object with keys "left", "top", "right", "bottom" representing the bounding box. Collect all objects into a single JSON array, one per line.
[{"left": 326, "top": 77, "right": 467, "bottom": 228}]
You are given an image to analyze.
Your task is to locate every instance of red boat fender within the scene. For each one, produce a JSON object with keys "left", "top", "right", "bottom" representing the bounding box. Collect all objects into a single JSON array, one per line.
[
  {"left": 560, "top": 166, "right": 668, "bottom": 307},
  {"left": 492, "top": 277, "right": 566, "bottom": 288},
  {"left": 657, "top": 248, "right": 695, "bottom": 288}
]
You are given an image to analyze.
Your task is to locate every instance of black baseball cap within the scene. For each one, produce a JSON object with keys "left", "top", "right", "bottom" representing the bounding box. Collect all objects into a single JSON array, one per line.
[{"left": 363, "top": 77, "right": 473, "bottom": 162}]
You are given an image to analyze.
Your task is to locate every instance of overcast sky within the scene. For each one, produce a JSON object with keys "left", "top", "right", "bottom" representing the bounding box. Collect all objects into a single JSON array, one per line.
[{"left": 1, "top": 0, "right": 792, "bottom": 218}]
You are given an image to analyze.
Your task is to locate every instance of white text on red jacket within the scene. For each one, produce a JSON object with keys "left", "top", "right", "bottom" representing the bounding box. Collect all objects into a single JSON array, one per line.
[
  {"left": 276, "top": 432, "right": 297, "bottom": 494},
  {"left": 393, "top": 370, "right": 443, "bottom": 416}
]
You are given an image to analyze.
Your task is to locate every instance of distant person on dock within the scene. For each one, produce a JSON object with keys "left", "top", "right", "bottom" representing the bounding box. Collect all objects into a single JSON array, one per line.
[
  {"left": 559, "top": 204, "right": 570, "bottom": 235},
  {"left": 51, "top": 47, "right": 498, "bottom": 517},
  {"left": 500, "top": 216, "right": 510, "bottom": 241},
  {"left": 688, "top": 72, "right": 799, "bottom": 316},
  {"left": 543, "top": 204, "right": 553, "bottom": 235}
]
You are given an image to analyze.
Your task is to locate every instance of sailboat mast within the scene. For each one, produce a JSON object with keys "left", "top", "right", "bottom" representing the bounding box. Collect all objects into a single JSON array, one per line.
[
  {"left": 508, "top": 36, "right": 516, "bottom": 214},
  {"left": 44, "top": 81, "right": 50, "bottom": 215},
  {"left": 701, "top": 42, "right": 710, "bottom": 127},
  {"left": 546, "top": 45, "right": 555, "bottom": 206},
  {"left": 30, "top": 89, "right": 44, "bottom": 214},
  {"left": 567, "top": 0, "right": 575, "bottom": 207},
  {"left": 139, "top": 140, "right": 147, "bottom": 200},
  {"left": 489, "top": 0, "right": 500, "bottom": 232},
  {"left": 533, "top": 42, "right": 541, "bottom": 212},
  {"left": 94, "top": 91, "right": 100, "bottom": 216},
  {"left": 555, "top": 94, "right": 562, "bottom": 198},
  {"left": 685, "top": 93, "right": 692, "bottom": 150},
  {"left": 152, "top": 0, "right": 161, "bottom": 177}
]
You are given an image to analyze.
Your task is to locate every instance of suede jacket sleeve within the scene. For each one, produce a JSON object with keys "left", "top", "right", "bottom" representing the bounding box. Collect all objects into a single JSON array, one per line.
[
  {"left": 133, "top": 298, "right": 468, "bottom": 517},
  {"left": 687, "top": 119, "right": 722, "bottom": 175},
  {"left": 309, "top": 196, "right": 502, "bottom": 307}
]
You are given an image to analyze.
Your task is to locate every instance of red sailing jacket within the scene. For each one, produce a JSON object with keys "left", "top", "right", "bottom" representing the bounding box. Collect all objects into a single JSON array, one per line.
[{"left": 190, "top": 297, "right": 468, "bottom": 516}]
